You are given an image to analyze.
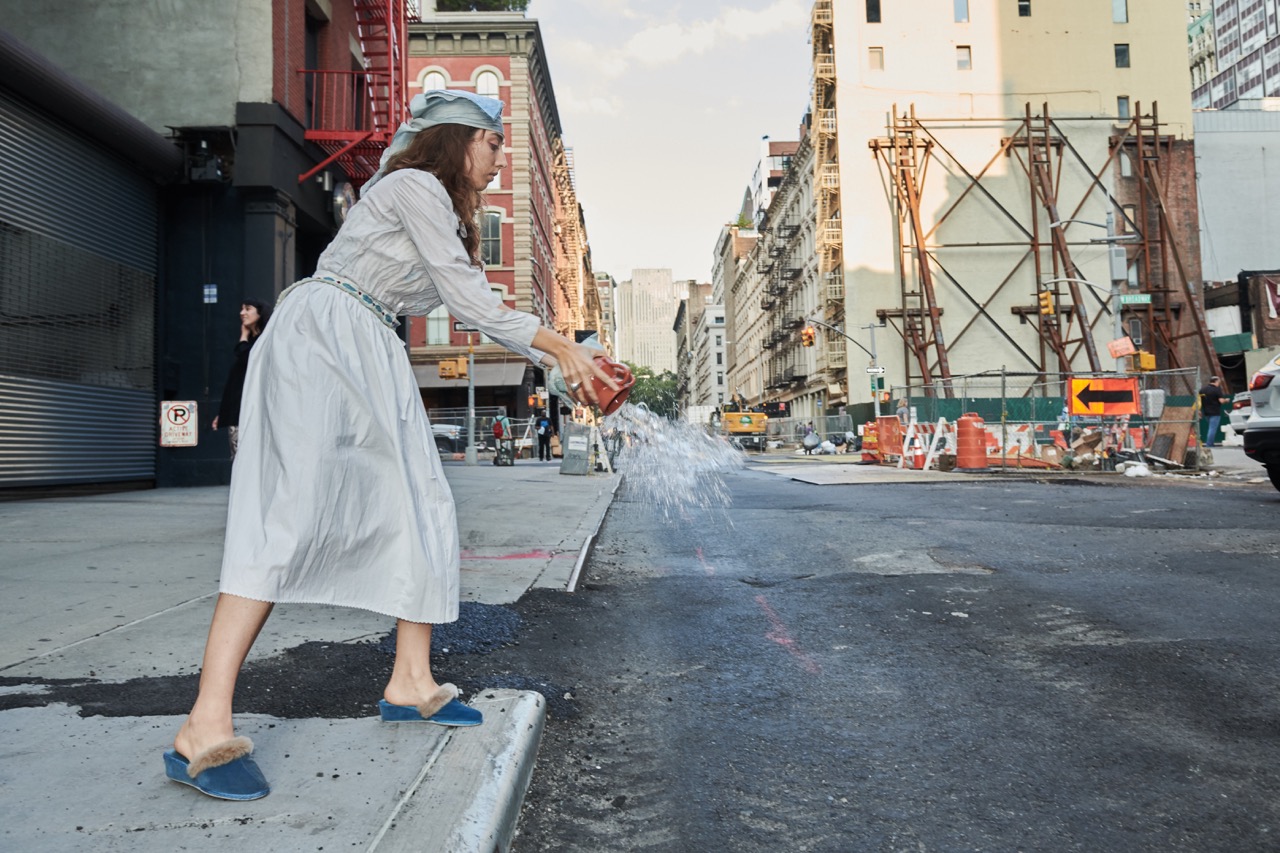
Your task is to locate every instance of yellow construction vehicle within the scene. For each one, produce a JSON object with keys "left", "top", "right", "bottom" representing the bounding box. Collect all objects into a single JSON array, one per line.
[{"left": 718, "top": 396, "right": 768, "bottom": 451}]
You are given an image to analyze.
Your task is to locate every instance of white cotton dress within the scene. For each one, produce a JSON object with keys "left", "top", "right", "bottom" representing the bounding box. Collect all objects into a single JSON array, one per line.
[{"left": 219, "top": 169, "right": 543, "bottom": 624}]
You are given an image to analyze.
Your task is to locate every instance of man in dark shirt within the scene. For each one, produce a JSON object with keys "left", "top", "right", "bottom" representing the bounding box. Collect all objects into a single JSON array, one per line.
[
  {"left": 1198, "top": 376, "right": 1231, "bottom": 448},
  {"left": 535, "top": 409, "right": 555, "bottom": 461}
]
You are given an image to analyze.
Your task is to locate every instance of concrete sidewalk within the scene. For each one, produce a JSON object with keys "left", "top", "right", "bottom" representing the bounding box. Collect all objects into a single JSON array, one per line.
[{"left": 0, "top": 461, "right": 618, "bottom": 853}]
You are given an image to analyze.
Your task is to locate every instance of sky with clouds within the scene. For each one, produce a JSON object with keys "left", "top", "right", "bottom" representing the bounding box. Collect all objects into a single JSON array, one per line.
[{"left": 525, "top": 0, "right": 813, "bottom": 284}]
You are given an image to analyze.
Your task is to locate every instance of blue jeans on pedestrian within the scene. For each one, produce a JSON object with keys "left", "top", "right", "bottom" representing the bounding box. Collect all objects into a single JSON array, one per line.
[{"left": 1205, "top": 414, "right": 1222, "bottom": 447}]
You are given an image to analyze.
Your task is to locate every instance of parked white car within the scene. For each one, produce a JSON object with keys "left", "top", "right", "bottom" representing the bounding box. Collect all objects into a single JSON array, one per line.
[
  {"left": 1229, "top": 390, "right": 1253, "bottom": 433},
  {"left": 1242, "top": 354, "right": 1280, "bottom": 492}
]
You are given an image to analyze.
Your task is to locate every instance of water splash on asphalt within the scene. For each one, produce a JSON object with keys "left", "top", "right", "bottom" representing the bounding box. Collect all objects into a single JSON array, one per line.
[{"left": 603, "top": 403, "right": 745, "bottom": 522}]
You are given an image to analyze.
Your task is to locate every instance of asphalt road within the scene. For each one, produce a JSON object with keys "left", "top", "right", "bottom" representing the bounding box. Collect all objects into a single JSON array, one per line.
[{"left": 486, "top": 468, "right": 1280, "bottom": 852}]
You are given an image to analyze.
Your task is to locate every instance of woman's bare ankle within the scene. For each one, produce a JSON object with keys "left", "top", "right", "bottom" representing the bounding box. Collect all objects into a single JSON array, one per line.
[
  {"left": 383, "top": 675, "right": 442, "bottom": 707},
  {"left": 174, "top": 713, "right": 236, "bottom": 759}
]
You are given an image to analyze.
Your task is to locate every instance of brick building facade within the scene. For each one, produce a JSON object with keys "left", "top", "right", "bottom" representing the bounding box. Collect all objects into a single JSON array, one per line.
[{"left": 405, "top": 9, "right": 600, "bottom": 418}]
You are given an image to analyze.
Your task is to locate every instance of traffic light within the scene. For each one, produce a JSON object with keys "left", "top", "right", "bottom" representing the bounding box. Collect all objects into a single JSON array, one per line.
[
  {"left": 1131, "top": 351, "right": 1156, "bottom": 371},
  {"left": 1037, "top": 290, "right": 1055, "bottom": 315},
  {"left": 453, "top": 356, "right": 469, "bottom": 380},
  {"left": 801, "top": 326, "right": 816, "bottom": 347}
]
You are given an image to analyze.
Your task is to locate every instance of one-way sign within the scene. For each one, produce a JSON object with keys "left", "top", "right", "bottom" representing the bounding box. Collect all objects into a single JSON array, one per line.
[
  {"left": 1068, "top": 377, "right": 1140, "bottom": 416},
  {"left": 865, "top": 366, "right": 886, "bottom": 375}
]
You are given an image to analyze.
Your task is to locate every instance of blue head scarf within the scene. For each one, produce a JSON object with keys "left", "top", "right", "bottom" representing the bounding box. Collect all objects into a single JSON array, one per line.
[{"left": 363, "top": 89, "right": 505, "bottom": 191}]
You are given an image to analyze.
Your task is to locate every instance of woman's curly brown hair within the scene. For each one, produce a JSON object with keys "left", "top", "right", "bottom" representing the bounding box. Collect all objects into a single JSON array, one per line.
[{"left": 382, "top": 124, "right": 486, "bottom": 265}]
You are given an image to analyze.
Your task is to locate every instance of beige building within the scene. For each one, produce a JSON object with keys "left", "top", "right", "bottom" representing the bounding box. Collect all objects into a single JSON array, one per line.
[
  {"left": 715, "top": 221, "right": 759, "bottom": 402},
  {"left": 593, "top": 271, "right": 618, "bottom": 353},
  {"left": 820, "top": 0, "right": 1208, "bottom": 403},
  {"left": 753, "top": 125, "right": 830, "bottom": 420}
]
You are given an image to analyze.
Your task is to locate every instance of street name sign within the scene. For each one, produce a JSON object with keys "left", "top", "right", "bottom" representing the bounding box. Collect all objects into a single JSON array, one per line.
[
  {"left": 1118, "top": 293, "right": 1152, "bottom": 305},
  {"left": 1068, "top": 378, "right": 1140, "bottom": 416}
]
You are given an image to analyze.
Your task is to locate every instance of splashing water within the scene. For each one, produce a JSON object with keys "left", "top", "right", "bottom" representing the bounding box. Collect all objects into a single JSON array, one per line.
[{"left": 602, "top": 402, "right": 746, "bottom": 522}]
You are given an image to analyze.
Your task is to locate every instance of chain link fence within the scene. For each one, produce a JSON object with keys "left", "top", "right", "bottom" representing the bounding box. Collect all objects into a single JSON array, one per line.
[{"left": 765, "top": 414, "right": 857, "bottom": 452}]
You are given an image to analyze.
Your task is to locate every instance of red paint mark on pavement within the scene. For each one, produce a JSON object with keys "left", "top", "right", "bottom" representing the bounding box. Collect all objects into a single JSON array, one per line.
[
  {"left": 459, "top": 549, "right": 568, "bottom": 561},
  {"left": 695, "top": 546, "right": 715, "bottom": 576},
  {"left": 756, "top": 594, "right": 822, "bottom": 675}
]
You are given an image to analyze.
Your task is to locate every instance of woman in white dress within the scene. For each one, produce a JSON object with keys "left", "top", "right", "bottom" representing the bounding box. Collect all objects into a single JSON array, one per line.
[{"left": 163, "top": 90, "right": 616, "bottom": 801}]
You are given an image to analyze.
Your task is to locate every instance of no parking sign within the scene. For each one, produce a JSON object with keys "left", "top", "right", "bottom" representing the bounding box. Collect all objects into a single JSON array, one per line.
[{"left": 160, "top": 401, "right": 198, "bottom": 447}]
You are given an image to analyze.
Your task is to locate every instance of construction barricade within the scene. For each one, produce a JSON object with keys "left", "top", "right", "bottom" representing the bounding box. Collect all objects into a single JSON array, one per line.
[{"left": 884, "top": 368, "right": 1204, "bottom": 473}]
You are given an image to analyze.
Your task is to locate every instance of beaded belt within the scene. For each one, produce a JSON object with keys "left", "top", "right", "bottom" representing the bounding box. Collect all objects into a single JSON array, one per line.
[{"left": 279, "top": 274, "right": 400, "bottom": 329}]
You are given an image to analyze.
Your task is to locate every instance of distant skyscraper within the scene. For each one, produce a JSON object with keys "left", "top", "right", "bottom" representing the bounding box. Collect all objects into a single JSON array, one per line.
[{"left": 615, "top": 269, "right": 681, "bottom": 373}]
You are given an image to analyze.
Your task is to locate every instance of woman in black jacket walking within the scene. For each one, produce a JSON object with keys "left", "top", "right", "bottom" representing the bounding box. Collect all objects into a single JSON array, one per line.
[{"left": 212, "top": 299, "right": 271, "bottom": 460}]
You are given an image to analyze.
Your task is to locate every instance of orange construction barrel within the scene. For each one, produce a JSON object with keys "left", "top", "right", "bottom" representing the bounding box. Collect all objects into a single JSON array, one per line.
[
  {"left": 861, "top": 422, "right": 880, "bottom": 463},
  {"left": 956, "top": 412, "right": 987, "bottom": 472}
]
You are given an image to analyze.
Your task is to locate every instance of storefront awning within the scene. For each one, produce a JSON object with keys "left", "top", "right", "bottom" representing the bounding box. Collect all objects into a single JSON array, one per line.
[{"left": 413, "top": 362, "right": 529, "bottom": 390}]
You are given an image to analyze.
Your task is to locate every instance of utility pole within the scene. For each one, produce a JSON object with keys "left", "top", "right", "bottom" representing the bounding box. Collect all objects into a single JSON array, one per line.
[
  {"left": 1049, "top": 215, "right": 1137, "bottom": 375},
  {"left": 861, "top": 322, "right": 882, "bottom": 419},
  {"left": 1105, "top": 210, "right": 1128, "bottom": 376}
]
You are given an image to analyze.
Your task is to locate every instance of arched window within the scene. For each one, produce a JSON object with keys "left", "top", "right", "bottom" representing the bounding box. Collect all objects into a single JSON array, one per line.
[
  {"left": 480, "top": 210, "right": 502, "bottom": 267},
  {"left": 476, "top": 70, "right": 500, "bottom": 97},
  {"left": 422, "top": 70, "right": 446, "bottom": 91}
]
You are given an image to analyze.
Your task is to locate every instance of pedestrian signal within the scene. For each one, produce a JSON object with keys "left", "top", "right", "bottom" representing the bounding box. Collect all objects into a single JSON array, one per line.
[
  {"left": 1038, "top": 290, "right": 1055, "bottom": 315},
  {"left": 453, "top": 356, "right": 469, "bottom": 379},
  {"left": 438, "top": 360, "right": 457, "bottom": 379}
]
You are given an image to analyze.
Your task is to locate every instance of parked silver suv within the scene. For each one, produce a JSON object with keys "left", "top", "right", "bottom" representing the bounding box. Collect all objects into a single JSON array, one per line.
[{"left": 1243, "top": 353, "right": 1280, "bottom": 492}]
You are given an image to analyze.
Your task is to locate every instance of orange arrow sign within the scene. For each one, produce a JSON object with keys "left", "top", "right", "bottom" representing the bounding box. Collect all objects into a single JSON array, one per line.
[{"left": 1069, "top": 378, "right": 1140, "bottom": 416}]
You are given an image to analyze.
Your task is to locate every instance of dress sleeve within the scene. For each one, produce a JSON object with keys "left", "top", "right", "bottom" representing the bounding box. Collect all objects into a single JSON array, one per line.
[{"left": 385, "top": 171, "right": 546, "bottom": 364}]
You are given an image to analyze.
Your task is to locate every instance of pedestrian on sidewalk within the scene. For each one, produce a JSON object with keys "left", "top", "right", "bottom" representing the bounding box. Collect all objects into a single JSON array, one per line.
[
  {"left": 492, "top": 411, "right": 514, "bottom": 465},
  {"left": 210, "top": 300, "right": 270, "bottom": 461},
  {"left": 536, "top": 409, "right": 555, "bottom": 461},
  {"left": 1199, "top": 375, "right": 1230, "bottom": 448},
  {"left": 165, "top": 89, "right": 619, "bottom": 802}
]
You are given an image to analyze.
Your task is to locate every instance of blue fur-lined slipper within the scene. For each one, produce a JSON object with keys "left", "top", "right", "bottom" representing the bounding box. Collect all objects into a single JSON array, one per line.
[
  {"left": 163, "top": 736, "right": 270, "bottom": 801},
  {"left": 378, "top": 683, "right": 483, "bottom": 727}
]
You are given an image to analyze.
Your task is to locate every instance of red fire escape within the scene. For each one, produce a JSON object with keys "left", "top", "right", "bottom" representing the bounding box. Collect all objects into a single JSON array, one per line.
[{"left": 298, "top": 0, "right": 416, "bottom": 188}]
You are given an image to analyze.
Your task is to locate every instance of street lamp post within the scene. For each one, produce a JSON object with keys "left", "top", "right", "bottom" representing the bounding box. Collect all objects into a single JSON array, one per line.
[
  {"left": 1048, "top": 213, "right": 1138, "bottom": 375},
  {"left": 465, "top": 334, "right": 477, "bottom": 465},
  {"left": 806, "top": 316, "right": 883, "bottom": 418}
]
